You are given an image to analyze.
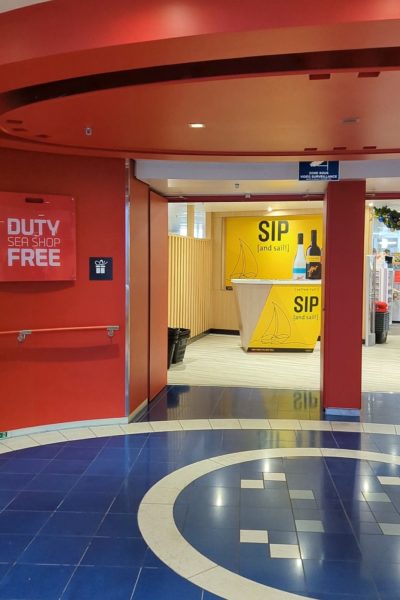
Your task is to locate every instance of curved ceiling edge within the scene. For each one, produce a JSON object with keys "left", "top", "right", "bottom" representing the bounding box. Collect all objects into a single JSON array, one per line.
[{"left": 1, "top": 46, "right": 400, "bottom": 114}]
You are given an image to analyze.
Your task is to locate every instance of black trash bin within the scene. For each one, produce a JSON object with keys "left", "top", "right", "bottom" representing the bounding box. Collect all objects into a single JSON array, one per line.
[
  {"left": 375, "top": 311, "right": 389, "bottom": 343},
  {"left": 168, "top": 328, "right": 180, "bottom": 368},
  {"left": 172, "top": 328, "right": 191, "bottom": 364}
]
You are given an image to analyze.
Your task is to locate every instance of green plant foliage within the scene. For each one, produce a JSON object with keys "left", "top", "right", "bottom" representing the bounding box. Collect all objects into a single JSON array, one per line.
[{"left": 374, "top": 206, "right": 400, "bottom": 231}]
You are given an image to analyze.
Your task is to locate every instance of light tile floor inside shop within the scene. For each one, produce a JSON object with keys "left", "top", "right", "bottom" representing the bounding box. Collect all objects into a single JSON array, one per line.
[
  {"left": 3, "top": 388, "right": 400, "bottom": 599},
  {"left": 167, "top": 331, "right": 400, "bottom": 392}
]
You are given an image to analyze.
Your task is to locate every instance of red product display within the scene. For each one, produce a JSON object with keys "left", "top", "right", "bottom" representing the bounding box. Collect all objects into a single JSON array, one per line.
[
  {"left": 0, "top": 192, "right": 76, "bottom": 282},
  {"left": 375, "top": 301, "right": 389, "bottom": 313}
]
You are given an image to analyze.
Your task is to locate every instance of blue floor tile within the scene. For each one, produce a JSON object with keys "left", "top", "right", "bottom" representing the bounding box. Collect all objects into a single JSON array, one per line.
[
  {"left": 0, "top": 490, "right": 17, "bottom": 509},
  {"left": 0, "top": 511, "right": 51, "bottom": 535},
  {"left": 58, "top": 491, "right": 115, "bottom": 512},
  {"left": 241, "top": 488, "right": 291, "bottom": 509},
  {"left": 303, "top": 559, "right": 377, "bottom": 596},
  {"left": 298, "top": 532, "right": 362, "bottom": 560},
  {"left": 0, "top": 459, "right": 51, "bottom": 474},
  {"left": 143, "top": 548, "right": 168, "bottom": 568},
  {"left": 61, "top": 565, "right": 139, "bottom": 600},
  {"left": 189, "top": 486, "right": 240, "bottom": 507},
  {"left": 84, "top": 459, "right": 134, "bottom": 476},
  {"left": 358, "top": 533, "right": 400, "bottom": 563},
  {"left": 184, "top": 527, "right": 239, "bottom": 571},
  {"left": 73, "top": 475, "right": 124, "bottom": 493},
  {"left": 0, "top": 535, "right": 33, "bottom": 562},
  {"left": 184, "top": 505, "right": 239, "bottom": 530},
  {"left": 95, "top": 447, "right": 141, "bottom": 461},
  {"left": 40, "top": 512, "right": 104, "bottom": 536},
  {"left": 7, "top": 490, "right": 65, "bottom": 511},
  {"left": 25, "top": 473, "right": 79, "bottom": 492},
  {"left": 5, "top": 445, "right": 64, "bottom": 460},
  {"left": 325, "top": 457, "right": 374, "bottom": 476},
  {"left": 95, "top": 513, "right": 140, "bottom": 538},
  {"left": 0, "top": 566, "right": 8, "bottom": 584},
  {"left": 132, "top": 566, "right": 202, "bottom": 599},
  {"left": 109, "top": 490, "right": 143, "bottom": 514},
  {"left": 0, "top": 564, "right": 73, "bottom": 599},
  {"left": 18, "top": 535, "right": 90, "bottom": 565},
  {"left": 0, "top": 473, "right": 35, "bottom": 490},
  {"left": 239, "top": 506, "right": 295, "bottom": 531},
  {"left": 81, "top": 537, "right": 147, "bottom": 567},
  {"left": 239, "top": 551, "right": 307, "bottom": 593},
  {"left": 42, "top": 459, "right": 92, "bottom": 475},
  {"left": 54, "top": 446, "right": 100, "bottom": 460},
  {"left": 105, "top": 434, "right": 148, "bottom": 448}
]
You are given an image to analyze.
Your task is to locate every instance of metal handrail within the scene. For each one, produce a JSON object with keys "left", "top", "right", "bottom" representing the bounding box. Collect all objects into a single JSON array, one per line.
[{"left": 0, "top": 325, "right": 120, "bottom": 343}]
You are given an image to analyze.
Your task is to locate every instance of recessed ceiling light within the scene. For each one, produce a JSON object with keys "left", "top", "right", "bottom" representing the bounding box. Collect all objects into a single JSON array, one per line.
[
  {"left": 188, "top": 123, "right": 205, "bottom": 128},
  {"left": 368, "top": 202, "right": 374, "bottom": 207},
  {"left": 267, "top": 206, "right": 273, "bottom": 212}
]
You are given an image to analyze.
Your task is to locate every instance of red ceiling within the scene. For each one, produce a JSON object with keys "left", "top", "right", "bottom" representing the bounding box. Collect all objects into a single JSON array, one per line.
[{"left": 1, "top": 0, "right": 400, "bottom": 160}]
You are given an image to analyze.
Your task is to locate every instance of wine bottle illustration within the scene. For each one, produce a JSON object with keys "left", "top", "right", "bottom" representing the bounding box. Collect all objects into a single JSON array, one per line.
[
  {"left": 306, "top": 229, "right": 322, "bottom": 279},
  {"left": 292, "top": 233, "right": 306, "bottom": 280}
]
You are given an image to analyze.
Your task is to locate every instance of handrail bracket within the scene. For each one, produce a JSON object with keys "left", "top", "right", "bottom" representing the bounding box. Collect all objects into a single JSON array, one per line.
[
  {"left": 107, "top": 326, "right": 120, "bottom": 338},
  {"left": 17, "top": 330, "right": 32, "bottom": 343}
]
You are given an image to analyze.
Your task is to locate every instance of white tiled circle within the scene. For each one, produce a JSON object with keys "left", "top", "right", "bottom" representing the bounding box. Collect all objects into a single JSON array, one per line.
[{"left": 138, "top": 447, "right": 400, "bottom": 600}]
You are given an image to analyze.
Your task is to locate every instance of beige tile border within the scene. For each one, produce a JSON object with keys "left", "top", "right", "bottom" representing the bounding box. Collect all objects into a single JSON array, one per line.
[{"left": 2, "top": 417, "right": 400, "bottom": 454}]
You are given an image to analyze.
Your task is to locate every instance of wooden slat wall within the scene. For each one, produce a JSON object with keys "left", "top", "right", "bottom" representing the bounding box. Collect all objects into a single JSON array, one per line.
[{"left": 168, "top": 235, "right": 212, "bottom": 338}]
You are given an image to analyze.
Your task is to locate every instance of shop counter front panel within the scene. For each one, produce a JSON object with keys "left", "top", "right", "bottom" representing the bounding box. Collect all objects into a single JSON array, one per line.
[{"left": 232, "top": 279, "right": 321, "bottom": 352}]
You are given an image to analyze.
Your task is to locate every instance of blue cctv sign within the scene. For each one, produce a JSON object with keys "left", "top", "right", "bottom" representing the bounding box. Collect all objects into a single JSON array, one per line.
[{"left": 299, "top": 161, "right": 339, "bottom": 181}]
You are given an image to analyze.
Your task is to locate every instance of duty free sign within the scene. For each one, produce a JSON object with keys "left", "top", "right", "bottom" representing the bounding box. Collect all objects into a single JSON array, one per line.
[{"left": 0, "top": 192, "right": 76, "bottom": 281}]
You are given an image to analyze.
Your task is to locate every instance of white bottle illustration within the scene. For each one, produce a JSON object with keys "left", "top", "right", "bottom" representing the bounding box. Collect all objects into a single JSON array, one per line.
[{"left": 292, "top": 233, "right": 306, "bottom": 279}]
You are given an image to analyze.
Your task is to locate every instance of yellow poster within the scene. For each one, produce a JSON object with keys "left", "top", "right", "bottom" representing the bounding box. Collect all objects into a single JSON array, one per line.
[
  {"left": 225, "top": 215, "right": 323, "bottom": 288},
  {"left": 248, "top": 284, "right": 321, "bottom": 351}
]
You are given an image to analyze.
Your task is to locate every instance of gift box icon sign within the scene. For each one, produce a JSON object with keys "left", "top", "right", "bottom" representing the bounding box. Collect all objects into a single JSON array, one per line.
[{"left": 95, "top": 259, "right": 108, "bottom": 274}]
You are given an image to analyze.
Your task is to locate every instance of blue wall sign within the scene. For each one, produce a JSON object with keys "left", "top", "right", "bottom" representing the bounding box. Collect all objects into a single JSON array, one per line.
[
  {"left": 89, "top": 257, "right": 113, "bottom": 280},
  {"left": 299, "top": 161, "right": 339, "bottom": 181}
]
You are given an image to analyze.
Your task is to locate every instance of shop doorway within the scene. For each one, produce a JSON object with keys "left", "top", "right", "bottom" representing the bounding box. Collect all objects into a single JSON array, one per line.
[{"left": 166, "top": 197, "right": 324, "bottom": 399}]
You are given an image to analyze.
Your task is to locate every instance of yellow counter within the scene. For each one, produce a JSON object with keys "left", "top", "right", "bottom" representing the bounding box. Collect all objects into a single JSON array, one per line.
[{"left": 231, "top": 279, "right": 321, "bottom": 352}]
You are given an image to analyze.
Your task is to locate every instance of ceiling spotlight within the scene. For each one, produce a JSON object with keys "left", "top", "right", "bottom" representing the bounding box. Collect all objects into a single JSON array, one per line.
[
  {"left": 84, "top": 127, "right": 93, "bottom": 136},
  {"left": 267, "top": 206, "right": 273, "bottom": 212},
  {"left": 188, "top": 123, "right": 205, "bottom": 128},
  {"left": 368, "top": 202, "right": 374, "bottom": 207}
]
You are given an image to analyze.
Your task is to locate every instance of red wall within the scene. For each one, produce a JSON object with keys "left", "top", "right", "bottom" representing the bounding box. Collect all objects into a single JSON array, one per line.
[
  {"left": 149, "top": 191, "right": 168, "bottom": 400},
  {"left": 0, "top": 148, "right": 127, "bottom": 431},
  {"left": 129, "top": 176, "right": 150, "bottom": 415},
  {"left": 321, "top": 180, "right": 366, "bottom": 410}
]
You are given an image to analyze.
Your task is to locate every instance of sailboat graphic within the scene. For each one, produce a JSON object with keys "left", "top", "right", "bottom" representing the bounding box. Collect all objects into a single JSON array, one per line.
[
  {"left": 257, "top": 302, "right": 292, "bottom": 344},
  {"left": 230, "top": 239, "right": 258, "bottom": 279}
]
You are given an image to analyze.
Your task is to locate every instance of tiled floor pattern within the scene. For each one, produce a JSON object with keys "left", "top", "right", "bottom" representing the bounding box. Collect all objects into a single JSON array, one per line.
[
  {"left": 169, "top": 453, "right": 400, "bottom": 598},
  {"left": 3, "top": 386, "right": 400, "bottom": 599},
  {"left": 2, "top": 428, "right": 400, "bottom": 598}
]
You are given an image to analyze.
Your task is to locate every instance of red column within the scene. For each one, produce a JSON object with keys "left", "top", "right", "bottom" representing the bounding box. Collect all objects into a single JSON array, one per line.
[
  {"left": 149, "top": 191, "right": 168, "bottom": 401},
  {"left": 321, "top": 180, "right": 366, "bottom": 413}
]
